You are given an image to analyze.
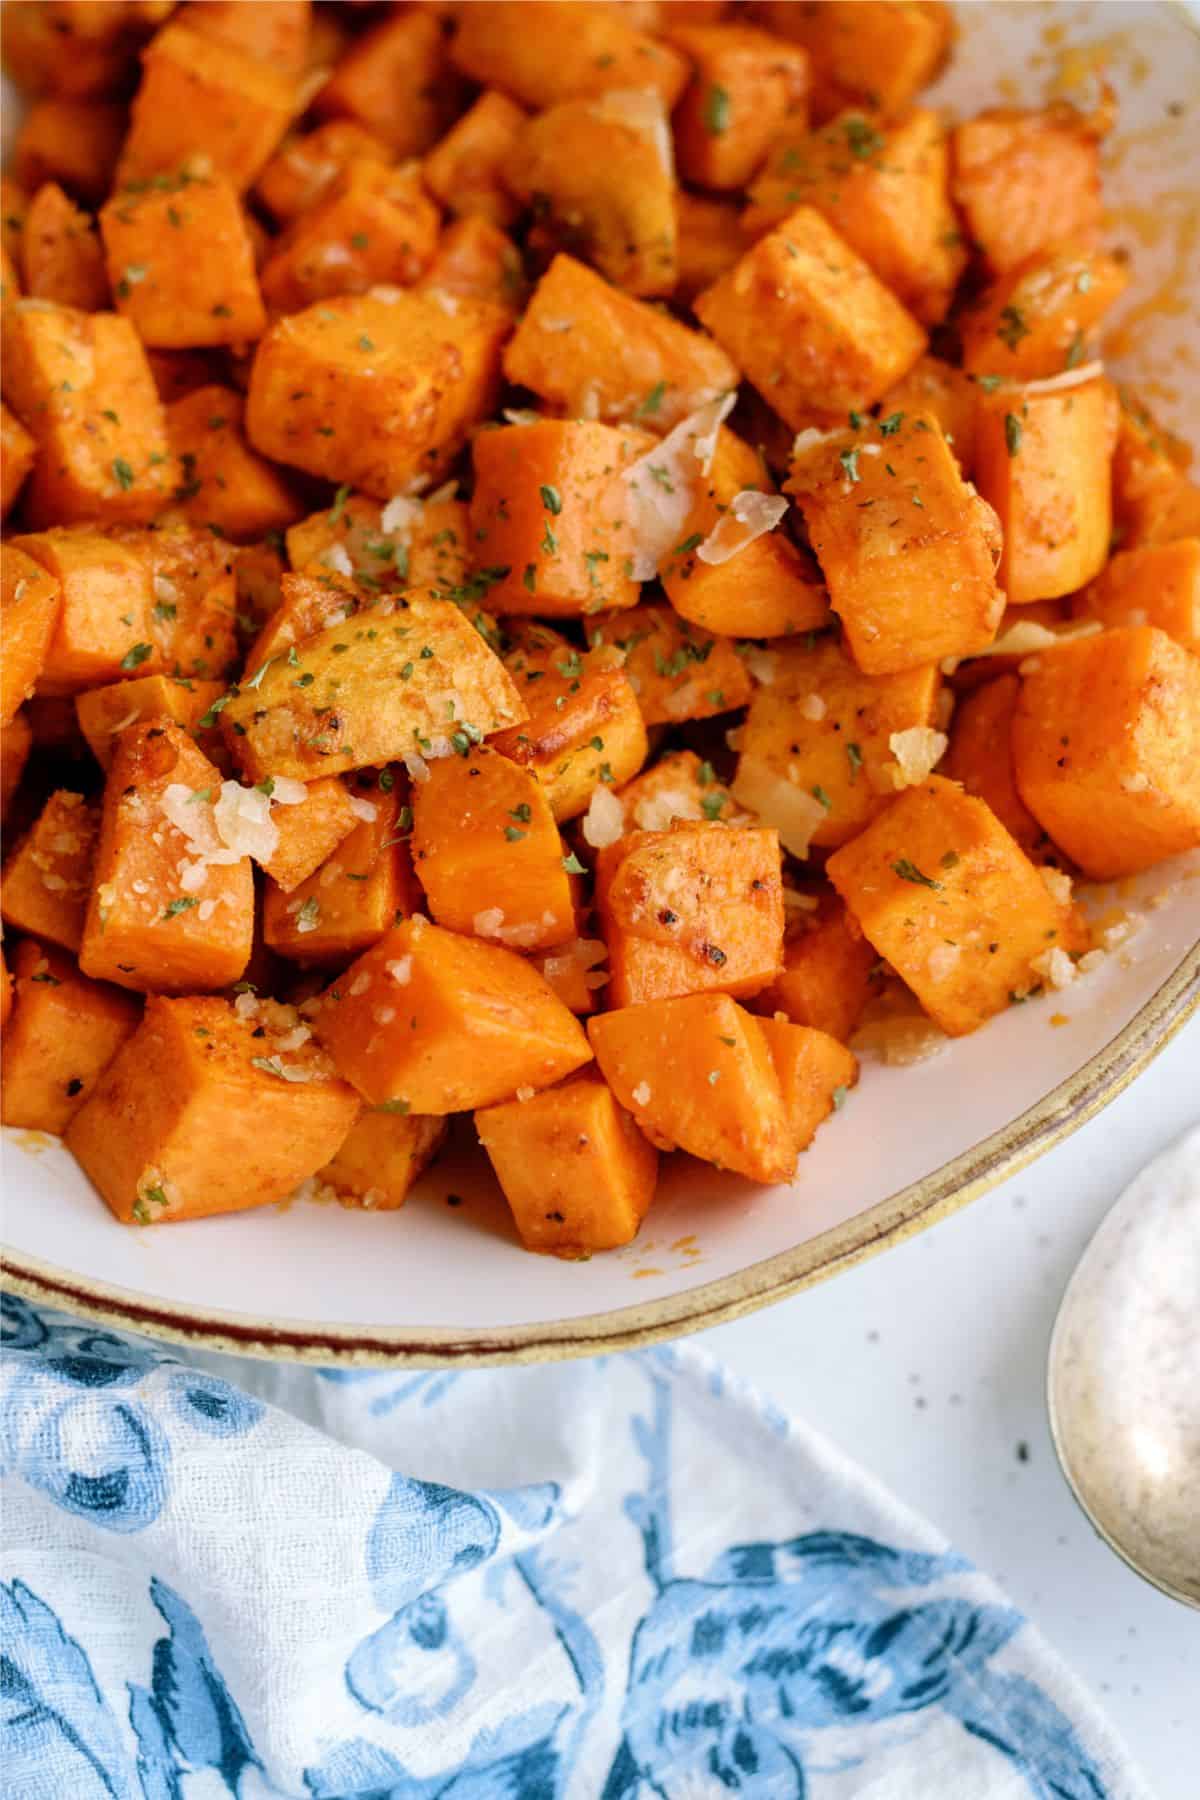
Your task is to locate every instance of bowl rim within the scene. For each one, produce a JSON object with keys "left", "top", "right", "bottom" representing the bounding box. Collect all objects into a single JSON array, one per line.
[{"left": 5, "top": 939, "right": 1197, "bottom": 1366}]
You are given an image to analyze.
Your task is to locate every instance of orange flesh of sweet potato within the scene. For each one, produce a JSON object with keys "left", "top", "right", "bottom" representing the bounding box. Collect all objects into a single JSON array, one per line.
[
  {"left": 100, "top": 173, "right": 265, "bottom": 348},
  {"left": 316, "top": 8, "right": 459, "bottom": 159},
  {"left": 313, "top": 915, "right": 593, "bottom": 1112},
  {"left": 588, "top": 992, "right": 796, "bottom": 1184},
  {"left": 877, "top": 355, "right": 978, "bottom": 474},
  {"left": 1071, "top": 539, "right": 1200, "bottom": 657},
  {"left": 2, "top": 403, "right": 38, "bottom": 516},
  {"left": 674, "top": 192, "right": 746, "bottom": 304},
  {"left": 259, "top": 160, "right": 440, "bottom": 315},
  {"left": 166, "top": 385, "right": 304, "bottom": 543},
  {"left": 417, "top": 216, "right": 527, "bottom": 319},
  {"left": 589, "top": 603, "right": 754, "bottom": 726},
  {"left": 74, "top": 673, "right": 227, "bottom": 771},
  {"left": 1, "top": 937, "right": 141, "bottom": 1134},
  {"left": 286, "top": 494, "right": 470, "bottom": 599},
  {"left": 21, "top": 181, "right": 109, "bottom": 311},
  {"left": 318, "top": 1109, "right": 448, "bottom": 1211},
  {"left": 756, "top": 1016, "right": 859, "bottom": 1151},
  {"left": 242, "top": 568, "right": 358, "bottom": 677},
  {"left": 14, "top": 98, "right": 125, "bottom": 205},
  {"left": 670, "top": 22, "right": 810, "bottom": 193},
  {"left": 1, "top": 714, "right": 33, "bottom": 822},
  {"left": 450, "top": 2, "right": 690, "bottom": 111},
  {"left": 1, "top": 789, "right": 98, "bottom": 951},
  {"left": 185, "top": 0, "right": 311, "bottom": 77},
  {"left": 65, "top": 992, "right": 360, "bottom": 1224},
  {"left": 960, "top": 244, "right": 1128, "bottom": 381},
  {"left": 952, "top": 103, "right": 1105, "bottom": 276},
  {"left": 617, "top": 749, "right": 746, "bottom": 834},
  {"left": 12, "top": 529, "right": 155, "bottom": 692},
  {"left": 942, "top": 674, "right": 1046, "bottom": 857},
  {"left": 260, "top": 776, "right": 358, "bottom": 895},
  {"left": 423, "top": 89, "right": 526, "bottom": 229},
  {"left": 1110, "top": 386, "right": 1200, "bottom": 549},
  {"left": 476, "top": 1075, "right": 658, "bottom": 1255},
  {"left": 256, "top": 120, "right": 394, "bottom": 226},
  {"left": 756, "top": 890, "right": 876, "bottom": 1044},
  {"left": 1, "top": 545, "right": 61, "bottom": 725},
  {"left": 752, "top": 0, "right": 951, "bottom": 123}
]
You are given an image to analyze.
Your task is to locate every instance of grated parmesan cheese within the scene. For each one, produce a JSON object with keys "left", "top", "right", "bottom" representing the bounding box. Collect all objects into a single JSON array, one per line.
[
  {"left": 582, "top": 783, "right": 625, "bottom": 848},
  {"left": 632, "top": 1081, "right": 652, "bottom": 1107},
  {"left": 695, "top": 490, "right": 788, "bottom": 566},
  {"left": 887, "top": 727, "right": 948, "bottom": 790}
]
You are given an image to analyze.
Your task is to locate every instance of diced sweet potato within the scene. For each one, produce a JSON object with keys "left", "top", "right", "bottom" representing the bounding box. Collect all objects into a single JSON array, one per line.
[
  {"left": 974, "top": 372, "right": 1115, "bottom": 604},
  {"left": 451, "top": 2, "right": 689, "bottom": 111},
  {"left": 11, "top": 529, "right": 154, "bottom": 691},
  {"left": 756, "top": 1015, "right": 858, "bottom": 1150},
  {"left": 2, "top": 303, "right": 173, "bottom": 526},
  {"left": 315, "top": 7, "right": 460, "bottom": 158},
  {"left": 827, "top": 774, "right": 1084, "bottom": 1036},
  {"left": 417, "top": 216, "right": 527, "bottom": 318},
  {"left": 222, "top": 591, "right": 526, "bottom": 783},
  {"left": 101, "top": 172, "right": 265, "bottom": 348},
  {"left": 746, "top": 108, "right": 963, "bottom": 326},
  {"left": 245, "top": 292, "right": 508, "bottom": 497},
  {"left": 318, "top": 1108, "right": 447, "bottom": 1211},
  {"left": 670, "top": 22, "right": 809, "bottom": 193},
  {"left": 79, "top": 720, "right": 254, "bottom": 992},
  {"left": 65, "top": 992, "right": 360, "bottom": 1224},
  {"left": 287, "top": 492, "right": 470, "bottom": 597},
  {"left": 674, "top": 191, "right": 745, "bottom": 303},
  {"left": 505, "top": 254, "right": 737, "bottom": 433},
  {"left": 661, "top": 426, "right": 829, "bottom": 638},
  {"left": 477, "top": 1075, "right": 658, "bottom": 1255},
  {"left": 125, "top": 522, "right": 239, "bottom": 683},
  {"left": 259, "top": 775, "right": 358, "bottom": 894},
  {"left": 765, "top": 896, "right": 875, "bottom": 1055},
  {"left": 256, "top": 120, "right": 394, "bottom": 225},
  {"left": 166, "top": 385, "right": 304, "bottom": 542},
  {"left": 144, "top": 347, "right": 222, "bottom": 403},
  {"left": 941, "top": 674, "right": 1045, "bottom": 857},
  {"left": 423, "top": 89, "right": 526, "bottom": 229},
  {"left": 1110, "top": 385, "right": 1200, "bottom": 550},
  {"left": 505, "top": 95, "right": 677, "bottom": 297},
  {"left": 617, "top": 748, "right": 746, "bottom": 833},
  {"left": 259, "top": 159, "right": 440, "bottom": 314},
  {"left": 20, "top": 182, "right": 109, "bottom": 310},
  {"left": 1011, "top": 626, "right": 1200, "bottom": 879},
  {"left": 185, "top": 0, "right": 311, "bottom": 75},
  {"left": 411, "top": 745, "right": 575, "bottom": 950},
  {"left": 241, "top": 567, "right": 358, "bottom": 676},
  {"left": 492, "top": 621, "right": 648, "bottom": 820},
  {"left": 789, "top": 412, "right": 1003, "bottom": 673},
  {"left": 470, "top": 420, "right": 649, "bottom": 616},
  {"left": 313, "top": 914, "right": 593, "bottom": 1111},
  {"left": 588, "top": 992, "right": 796, "bottom": 1183},
  {"left": 117, "top": 21, "right": 297, "bottom": 193},
  {"left": 528, "top": 935, "right": 610, "bottom": 1015},
  {"left": 731, "top": 634, "right": 941, "bottom": 854},
  {"left": 75, "top": 672, "right": 226, "bottom": 769},
  {"left": 1, "top": 4, "right": 160, "bottom": 102},
  {"left": 589, "top": 603, "right": 753, "bottom": 725},
  {"left": 1, "top": 545, "right": 61, "bottom": 724},
  {"left": 960, "top": 245, "right": 1128, "bottom": 380},
  {"left": 2, "top": 177, "right": 29, "bottom": 268},
  {"left": 695, "top": 206, "right": 926, "bottom": 428},
  {"left": 752, "top": 0, "right": 951, "bottom": 122},
  {"left": 1, "top": 938, "right": 141, "bottom": 1134},
  {"left": 1, "top": 403, "right": 37, "bottom": 516},
  {"left": 13, "top": 98, "right": 125, "bottom": 205},
  {"left": 1, "top": 789, "right": 98, "bottom": 951},
  {"left": 596, "top": 820, "right": 784, "bottom": 1006},
  {"left": 1071, "top": 539, "right": 1199, "bottom": 657},
  {"left": 952, "top": 101, "right": 1107, "bottom": 276},
  {"left": 877, "top": 355, "right": 977, "bottom": 474}
]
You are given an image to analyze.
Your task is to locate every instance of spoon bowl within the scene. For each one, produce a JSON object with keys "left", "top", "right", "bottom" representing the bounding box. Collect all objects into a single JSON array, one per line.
[{"left": 1048, "top": 1126, "right": 1200, "bottom": 1608}]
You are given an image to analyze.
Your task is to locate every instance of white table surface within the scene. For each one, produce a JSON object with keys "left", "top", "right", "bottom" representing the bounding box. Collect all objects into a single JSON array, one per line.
[{"left": 700, "top": 1013, "right": 1199, "bottom": 1799}]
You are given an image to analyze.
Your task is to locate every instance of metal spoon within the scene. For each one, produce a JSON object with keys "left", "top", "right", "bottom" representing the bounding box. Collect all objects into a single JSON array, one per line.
[{"left": 1047, "top": 1124, "right": 1200, "bottom": 1607}]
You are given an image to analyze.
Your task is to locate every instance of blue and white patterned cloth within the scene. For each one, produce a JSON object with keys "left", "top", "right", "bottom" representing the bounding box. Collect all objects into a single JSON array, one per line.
[{"left": 2, "top": 1293, "right": 1147, "bottom": 1799}]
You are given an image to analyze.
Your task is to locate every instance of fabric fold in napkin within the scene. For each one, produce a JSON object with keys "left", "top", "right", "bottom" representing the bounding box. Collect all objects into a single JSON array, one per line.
[{"left": 2, "top": 1295, "right": 1146, "bottom": 1798}]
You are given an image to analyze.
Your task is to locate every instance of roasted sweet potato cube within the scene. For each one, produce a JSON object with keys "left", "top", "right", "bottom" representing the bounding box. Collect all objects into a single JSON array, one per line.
[
  {"left": 313, "top": 915, "right": 593, "bottom": 1111},
  {"left": 747, "top": 108, "right": 963, "bottom": 327},
  {"left": 21, "top": 182, "right": 109, "bottom": 310},
  {"left": 451, "top": 1, "right": 689, "bottom": 110},
  {"left": 974, "top": 373, "right": 1115, "bottom": 604},
  {"left": 492, "top": 622, "right": 647, "bottom": 821},
  {"left": 1, "top": 789, "right": 98, "bottom": 951},
  {"left": 245, "top": 292, "right": 508, "bottom": 497},
  {"left": 1110, "top": 385, "right": 1200, "bottom": 551},
  {"left": 79, "top": 720, "right": 254, "bottom": 992},
  {"left": 241, "top": 567, "right": 358, "bottom": 677},
  {"left": 878, "top": 355, "right": 978, "bottom": 474},
  {"left": 315, "top": 7, "right": 459, "bottom": 158},
  {"left": 10, "top": 529, "right": 155, "bottom": 692},
  {"left": 75, "top": 672, "right": 227, "bottom": 770},
  {"left": 258, "top": 775, "right": 358, "bottom": 894},
  {"left": 588, "top": 603, "right": 752, "bottom": 726},
  {"left": 144, "top": 347, "right": 223, "bottom": 404},
  {"left": 661, "top": 426, "right": 828, "bottom": 638},
  {"left": 1072, "top": 539, "right": 1199, "bottom": 657},
  {"left": 129, "top": 523, "right": 239, "bottom": 683},
  {"left": 789, "top": 413, "right": 1003, "bottom": 673},
  {"left": 185, "top": 0, "right": 311, "bottom": 75},
  {"left": 1, "top": 5, "right": 157, "bottom": 103},
  {"left": 674, "top": 191, "right": 745, "bottom": 303},
  {"left": 166, "top": 385, "right": 304, "bottom": 542},
  {"left": 529, "top": 935, "right": 610, "bottom": 1015},
  {"left": 411, "top": 746, "right": 575, "bottom": 950},
  {"left": 1, "top": 545, "right": 61, "bottom": 725},
  {"left": 101, "top": 173, "right": 265, "bottom": 348},
  {"left": 318, "top": 1109, "right": 447, "bottom": 1211},
  {"left": 2, "top": 304, "right": 173, "bottom": 527},
  {"left": 596, "top": 821, "right": 784, "bottom": 1006},
  {"left": 942, "top": 675, "right": 1045, "bottom": 857},
  {"left": 256, "top": 121, "right": 393, "bottom": 225},
  {"left": 418, "top": 216, "right": 527, "bottom": 318},
  {"left": 504, "top": 254, "right": 737, "bottom": 433},
  {"left": 505, "top": 95, "right": 677, "bottom": 297},
  {"left": 1011, "top": 626, "right": 1200, "bottom": 880},
  {"left": 695, "top": 206, "right": 926, "bottom": 429},
  {"left": 827, "top": 774, "right": 1085, "bottom": 1036},
  {"left": 960, "top": 245, "right": 1128, "bottom": 381},
  {"left": 617, "top": 748, "right": 746, "bottom": 833},
  {"left": 477, "top": 1076, "right": 658, "bottom": 1255},
  {"left": 669, "top": 22, "right": 809, "bottom": 193},
  {"left": 952, "top": 102, "right": 1107, "bottom": 276},
  {"left": 752, "top": 0, "right": 951, "bottom": 122},
  {"left": 1, "top": 938, "right": 141, "bottom": 1135},
  {"left": 756, "top": 1016, "right": 858, "bottom": 1151},
  {"left": 1, "top": 404, "right": 37, "bottom": 516},
  {"left": 756, "top": 889, "right": 876, "bottom": 1042},
  {"left": 263, "top": 771, "right": 417, "bottom": 964},
  {"left": 423, "top": 89, "right": 526, "bottom": 229},
  {"left": 260, "top": 160, "right": 440, "bottom": 314},
  {"left": 470, "top": 420, "right": 649, "bottom": 616},
  {"left": 13, "top": 99, "right": 125, "bottom": 205},
  {"left": 2, "top": 178, "right": 28, "bottom": 269},
  {"left": 1, "top": 714, "right": 33, "bottom": 821},
  {"left": 286, "top": 492, "right": 470, "bottom": 596},
  {"left": 65, "top": 993, "right": 360, "bottom": 1224},
  {"left": 117, "top": 22, "right": 297, "bottom": 193},
  {"left": 588, "top": 992, "right": 796, "bottom": 1183},
  {"left": 222, "top": 592, "right": 526, "bottom": 783}
]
